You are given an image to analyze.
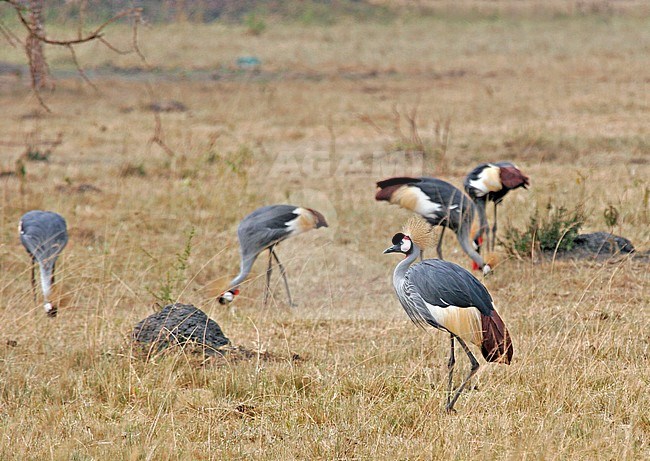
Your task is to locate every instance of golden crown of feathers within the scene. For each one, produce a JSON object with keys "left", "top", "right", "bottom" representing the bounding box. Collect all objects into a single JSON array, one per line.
[{"left": 402, "top": 216, "right": 435, "bottom": 250}]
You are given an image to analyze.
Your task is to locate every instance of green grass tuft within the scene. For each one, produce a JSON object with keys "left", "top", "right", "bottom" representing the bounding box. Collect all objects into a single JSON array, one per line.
[{"left": 502, "top": 202, "right": 586, "bottom": 257}]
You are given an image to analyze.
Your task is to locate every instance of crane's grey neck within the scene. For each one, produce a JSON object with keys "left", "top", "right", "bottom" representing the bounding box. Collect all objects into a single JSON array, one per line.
[
  {"left": 473, "top": 198, "right": 488, "bottom": 242},
  {"left": 39, "top": 263, "right": 54, "bottom": 314},
  {"left": 393, "top": 245, "right": 420, "bottom": 288},
  {"left": 228, "top": 254, "right": 256, "bottom": 290},
  {"left": 457, "top": 223, "right": 486, "bottom": 270}
]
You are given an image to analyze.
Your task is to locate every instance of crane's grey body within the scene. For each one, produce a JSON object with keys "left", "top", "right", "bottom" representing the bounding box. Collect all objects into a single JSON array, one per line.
[
  {"left": 376, "top": 177, "right": 488, "bottom": 272},
  {"left": 385, "top": 232, "right": 512, "bottom": 412},
  {"left": 229, "top": 205, "right": 303, "bottom": 289},
  {"left": 221, "top": 204, "right": 327, "bottom": 306},
  {"left": 393, "top": 249, "right": 495, "bottom": 334},
  {"left": 19, "top": 210, "right": 68, "bottom": 316}
]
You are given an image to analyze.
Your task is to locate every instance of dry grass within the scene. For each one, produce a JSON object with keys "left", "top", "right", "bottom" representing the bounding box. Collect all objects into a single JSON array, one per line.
[{"left": 1, "top": 6, "right": 649, "bottom": 460}]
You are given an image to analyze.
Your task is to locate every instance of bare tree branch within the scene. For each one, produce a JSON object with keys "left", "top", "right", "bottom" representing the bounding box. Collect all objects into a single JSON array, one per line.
[
  {"left": 2, "top": 1, "right": 143, "bottom": 111},
  {"left": 0, "top": 20, "right": 22, "bottom": 47},
  {"left": 147, "top": 110, "right": 176, "bottom": 158},
  {"left": 3, "top": 2, "right": 175, "bottom": 163},
  {"left": 31, "top": 89, "right": 51, "bottom": 112},
  {"left": 131, "top": 13, "right": 149, "bottom": 66},
  {"left": 98, "top": 36, "right": 133, "bottom": 55},
  {"left": 66, "top": 43, "right": 98, "bottom": 91},
  {"left": 12, "top": 6, "right": 141, "bottom": 46}
]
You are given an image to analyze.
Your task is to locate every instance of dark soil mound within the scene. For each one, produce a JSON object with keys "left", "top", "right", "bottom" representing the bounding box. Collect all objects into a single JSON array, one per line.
[
  {"left": 132, "top": 303, "right": 230, "bottom": 355},
  {"left": 572, "top": 232, "right": 635, "bottom": 256}
]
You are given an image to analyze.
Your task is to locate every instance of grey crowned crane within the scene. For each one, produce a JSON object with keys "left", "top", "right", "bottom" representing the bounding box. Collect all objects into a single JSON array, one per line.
[
  {"left": 218, "top": 204, "right": 328, "bottom": 307},
  {"left": 384, "top": 217, "right": 513, "bottom": 413},
  {"left": 19, "top": 210, "right": 68, "bottom": 317},
  {"left": 464, "top": 162, "right": 529, "bottom": 253},
  {"left": 376, "top": 176, "right": 491, "bottom": 274}
]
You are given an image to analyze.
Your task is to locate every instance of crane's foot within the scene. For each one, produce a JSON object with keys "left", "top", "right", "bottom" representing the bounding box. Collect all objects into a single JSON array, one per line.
[{"left": 445, "top": 405, "right": 457, "bottom": 415}]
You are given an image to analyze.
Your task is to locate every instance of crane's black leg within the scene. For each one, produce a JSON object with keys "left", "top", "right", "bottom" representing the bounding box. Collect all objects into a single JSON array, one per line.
[
  {"left": 484, "top": 205, "right": 491, "bottom": 253},
  {"left": 263, "top": 247, "right": 274, "bottom": 307},
  {"left": 271, "top": 248, "right": 295, "bottom": 307},
  {"left": 446, "top": 336, "right": 480, "bottom": 413},
  {"left": 491, "top": 205, "right": 498, "bottom": 252},
  {"left": 436, "top": 226, "right": 446, "bottom": 260},
  {"left": 30, "top": 258, "right": 36, "bottom": 302},
  {"left": 446, "top": 335, "right": 455, "bottom": 407},
  {"left": 51, "top": 261, "right": 56, "bottom": 284}
]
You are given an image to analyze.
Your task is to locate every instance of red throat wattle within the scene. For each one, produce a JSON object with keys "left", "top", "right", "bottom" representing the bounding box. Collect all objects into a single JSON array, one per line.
[
  {"left": 472, "top": 235, "right": 483, "bottom": 271},
  {"left": 472, "top": 237, "right": 483, "bottom": 271}
]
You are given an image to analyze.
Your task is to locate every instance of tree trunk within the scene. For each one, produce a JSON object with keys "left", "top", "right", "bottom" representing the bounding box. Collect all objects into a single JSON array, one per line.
[{"left": 26, "top": 0, "right": 52, "bottom": 90}]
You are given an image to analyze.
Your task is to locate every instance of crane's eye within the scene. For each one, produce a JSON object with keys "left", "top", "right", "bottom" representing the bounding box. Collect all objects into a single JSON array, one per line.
[{"left": 400, "top": 237, "right": 412, "bottom": 253}]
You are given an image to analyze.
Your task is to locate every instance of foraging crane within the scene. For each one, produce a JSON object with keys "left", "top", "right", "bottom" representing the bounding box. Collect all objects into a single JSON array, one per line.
[
  {"left": 19, "top": 210, "right": 68, "bottom": 317},
  {"left": 464, "top": 162, "right": 529, "bottom": 253},
  {"left": 376, "top": 176, "right": 491, "bottom": 274},
  {"left": 384, "top": 217, "right": 513, "bottom": 413},
  {"left": 218, "top": 204, "right": 328, "bottom": 307}
]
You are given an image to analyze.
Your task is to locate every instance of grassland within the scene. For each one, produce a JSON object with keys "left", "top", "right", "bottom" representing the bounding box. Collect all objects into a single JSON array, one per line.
[{"left": 0, "top": 4, "right": 649, "bottom": 460}]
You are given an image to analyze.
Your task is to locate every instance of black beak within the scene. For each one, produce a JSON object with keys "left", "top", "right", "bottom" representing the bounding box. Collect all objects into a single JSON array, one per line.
[{"left": 383, "top": 244, "right": 400, "bottom": 254}]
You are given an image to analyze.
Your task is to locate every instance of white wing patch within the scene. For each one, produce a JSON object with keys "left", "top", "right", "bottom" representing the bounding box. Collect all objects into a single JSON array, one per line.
[
  {"left": 468, "top": 164, "right": 502, "bottom": 196},
  {"left": 411, "top": 187, "right": 443, "bottom": 217},
  {"left": 424, "top": 301, "right": 482, "bottom": 347},
  {"left": 390, "top": 186, "right": 443, "bottom": 218}
]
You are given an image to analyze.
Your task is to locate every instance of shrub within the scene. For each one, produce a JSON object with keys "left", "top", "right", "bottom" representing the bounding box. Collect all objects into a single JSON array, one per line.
[{"left": 501, "top": 202, "right": 586, "bottom": 257}]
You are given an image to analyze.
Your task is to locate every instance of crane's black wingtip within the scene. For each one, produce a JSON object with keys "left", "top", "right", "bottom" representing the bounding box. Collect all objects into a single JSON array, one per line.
[{"left": 376, "top": 176, "right": 420, "bottom": 189}]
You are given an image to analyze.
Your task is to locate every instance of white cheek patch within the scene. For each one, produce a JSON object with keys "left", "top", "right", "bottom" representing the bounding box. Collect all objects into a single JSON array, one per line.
[{"left": 401, "top": 239, "right": 412, "bottom": 253}]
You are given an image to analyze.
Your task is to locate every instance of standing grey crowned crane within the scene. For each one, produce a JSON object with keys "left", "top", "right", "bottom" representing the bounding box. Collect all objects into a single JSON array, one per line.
[
  {"left": 384, "top": 217, "right": 513, "bottom": 413},
  {"left": 19, "top": 210, "right": 68, "bottom": 317},
  {"left": 218, "top": 204, "right": 328, "bottom": 307},
  {"left": 376, "top": 176, "right": 491, "bottom": 274},
  {"left": 464, "top": 162, "right": 529, "bottom": 253}
]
